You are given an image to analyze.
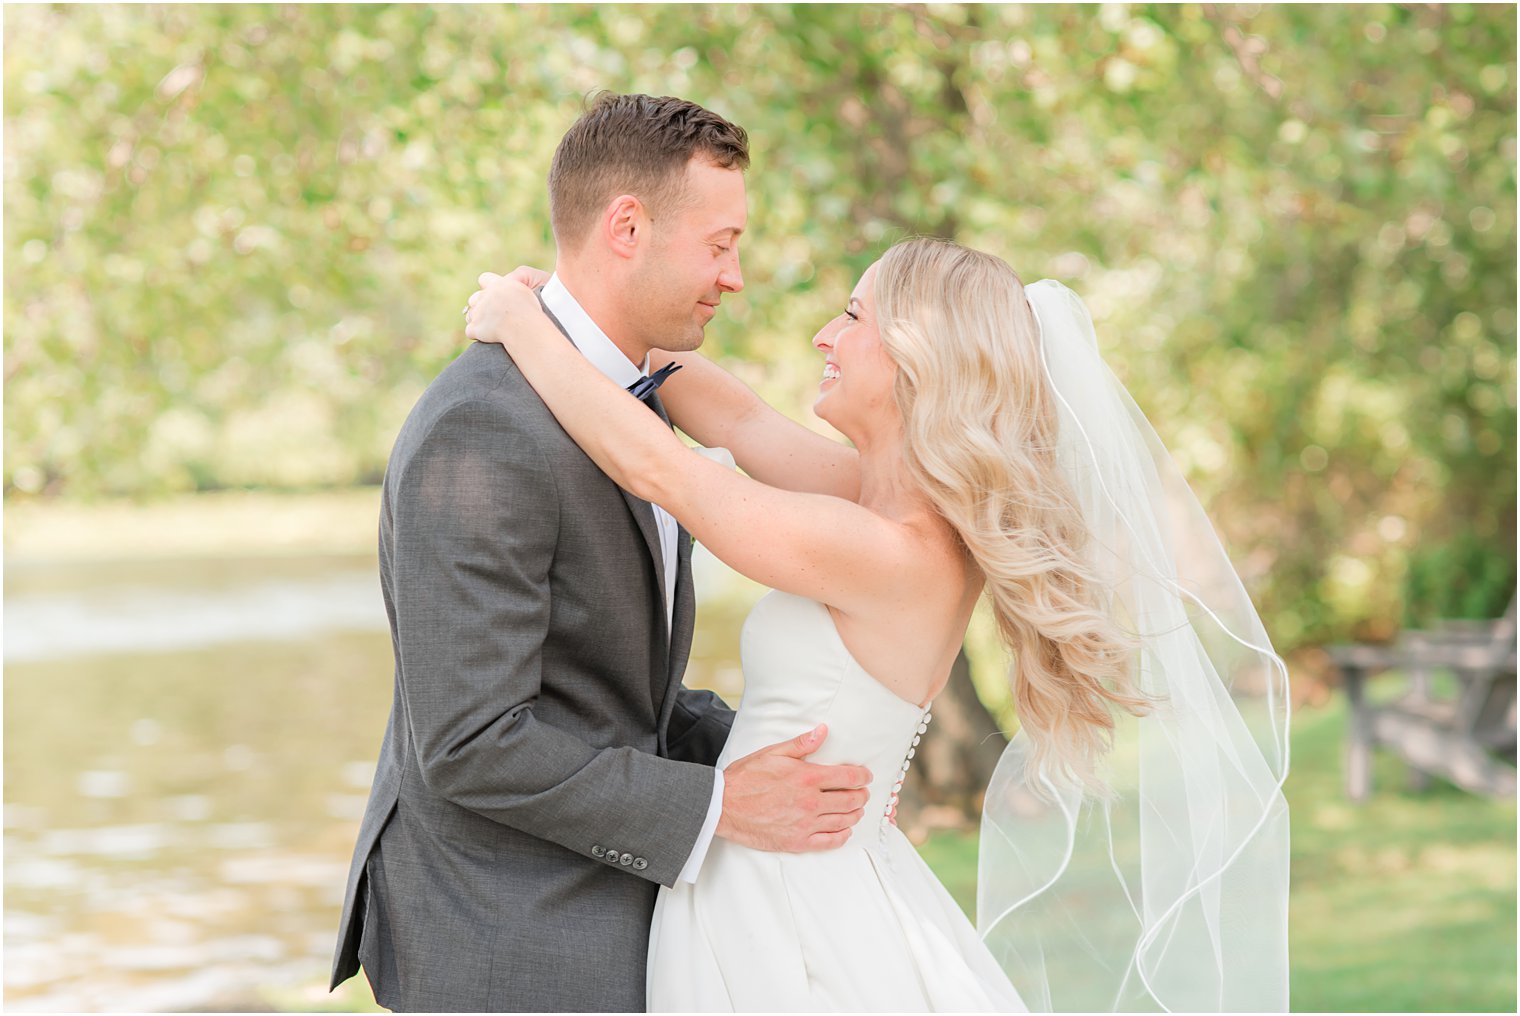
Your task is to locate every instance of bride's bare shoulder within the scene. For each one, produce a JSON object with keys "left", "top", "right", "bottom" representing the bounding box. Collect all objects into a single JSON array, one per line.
[{"left": 836, "top": 508, "right": 976, "bottom": 626}]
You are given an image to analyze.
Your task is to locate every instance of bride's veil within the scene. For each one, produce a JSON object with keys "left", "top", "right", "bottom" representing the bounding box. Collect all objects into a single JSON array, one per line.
[{"left": 976, "top": 280, "right": 1292, "bottom": 1012}]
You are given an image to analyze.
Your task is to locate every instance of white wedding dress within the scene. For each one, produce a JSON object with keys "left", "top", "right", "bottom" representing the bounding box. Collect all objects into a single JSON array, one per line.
[{"left": 647, "top": 589, "right": 1027, "bottom": 1012}]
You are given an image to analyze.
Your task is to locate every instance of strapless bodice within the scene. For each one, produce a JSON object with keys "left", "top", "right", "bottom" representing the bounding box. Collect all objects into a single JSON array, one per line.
[
  {"left": 716, "top": 590, "right": 933, "bottom": 847},
  {"left": 649, "top": 590, "right": 1027, "bottom": 1012}
]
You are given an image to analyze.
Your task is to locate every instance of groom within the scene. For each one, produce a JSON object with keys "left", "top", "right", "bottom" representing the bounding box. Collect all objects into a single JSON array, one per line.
[{"left": 330, "top": 93, "right": 873, "bottom": 1012}]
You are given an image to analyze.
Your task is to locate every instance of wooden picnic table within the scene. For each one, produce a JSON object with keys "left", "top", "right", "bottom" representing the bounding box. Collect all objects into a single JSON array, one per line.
[{"left": 1329, "top": 599, "right": 1516, "bottom": 802}]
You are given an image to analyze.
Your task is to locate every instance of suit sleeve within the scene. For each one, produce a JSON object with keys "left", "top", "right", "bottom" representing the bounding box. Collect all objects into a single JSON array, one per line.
[
  {"left": 665, "top": 687, "right": 735, "bottom": 766},
  {"left": 390, "top": 393, "right": 715, "bottom": 887}
]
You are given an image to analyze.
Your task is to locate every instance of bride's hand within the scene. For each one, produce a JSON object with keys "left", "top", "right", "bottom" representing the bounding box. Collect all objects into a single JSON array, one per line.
[
  {"left": 501, "top": 264, "right": 551, "bottom": 290},
  {"left": 463, "top": 268, "right": 547, "bottom": 348}
]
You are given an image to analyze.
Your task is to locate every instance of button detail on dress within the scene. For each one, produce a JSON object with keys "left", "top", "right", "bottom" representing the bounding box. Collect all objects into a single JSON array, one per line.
[{"left": 881, "top": 702, "right": 935, "bottom": 827}]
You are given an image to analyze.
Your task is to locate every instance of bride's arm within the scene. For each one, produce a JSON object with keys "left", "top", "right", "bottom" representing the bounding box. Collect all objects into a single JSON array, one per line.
[
  {"left": 481, "top": 265, "right": 861, "bottom": 499},
  {"left": 466, "top": 273, "right": 911, "bottom": 616},
  {"left": 648, "top": 350, "right": 861, "bottom": 501}
]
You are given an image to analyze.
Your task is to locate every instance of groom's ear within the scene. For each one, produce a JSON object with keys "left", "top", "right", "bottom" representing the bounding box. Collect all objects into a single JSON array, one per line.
[{"left": 603, "top": 194, "right": 648, "bottom": 260}]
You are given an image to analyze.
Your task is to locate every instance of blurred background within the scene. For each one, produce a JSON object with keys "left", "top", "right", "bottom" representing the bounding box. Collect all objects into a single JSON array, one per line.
[{"left": 4, "top": 3, "right": 1514, "bottom": 1012}]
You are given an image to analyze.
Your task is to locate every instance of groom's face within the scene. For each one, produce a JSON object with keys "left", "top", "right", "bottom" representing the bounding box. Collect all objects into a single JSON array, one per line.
[{"left": 626, "top": 158, "right": 747, "bottom": 353}]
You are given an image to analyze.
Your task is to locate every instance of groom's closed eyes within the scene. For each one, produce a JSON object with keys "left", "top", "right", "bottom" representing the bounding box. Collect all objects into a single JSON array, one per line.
[{"left": 707, "top": 226, "right": 743, "bottom": 255}]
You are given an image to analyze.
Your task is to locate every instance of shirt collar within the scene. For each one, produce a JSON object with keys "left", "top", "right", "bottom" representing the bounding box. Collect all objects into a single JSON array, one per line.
[{"left": 541, "top": 274, "right": 648, "bottom": 387}]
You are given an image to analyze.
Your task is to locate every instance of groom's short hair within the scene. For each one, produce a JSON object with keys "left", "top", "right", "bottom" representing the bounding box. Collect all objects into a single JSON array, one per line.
[{"left": 549, "top": 92, "right": 749, "bottom": 250}]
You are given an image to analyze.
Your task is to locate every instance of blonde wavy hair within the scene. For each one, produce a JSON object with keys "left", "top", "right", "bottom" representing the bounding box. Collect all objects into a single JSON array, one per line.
[{"left": 874, "top": 237, "right": 1153, "bottom": 795}]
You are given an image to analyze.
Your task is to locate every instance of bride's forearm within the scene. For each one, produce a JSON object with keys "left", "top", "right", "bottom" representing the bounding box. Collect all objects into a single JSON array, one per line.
[
  {"left": 649, "top": 349, "right": 861, "bottom": 500},
  {"left": 507, "top": 316, "right": 683, "bottom": 507},
  {"left": 647, "top": 350, "right": 764, "bottom": 449}
]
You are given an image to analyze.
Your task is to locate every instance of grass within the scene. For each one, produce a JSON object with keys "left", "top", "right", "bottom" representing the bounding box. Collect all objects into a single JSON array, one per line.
[{"left": 919, "top": 693, "right": 1517, "bottom": 1013}]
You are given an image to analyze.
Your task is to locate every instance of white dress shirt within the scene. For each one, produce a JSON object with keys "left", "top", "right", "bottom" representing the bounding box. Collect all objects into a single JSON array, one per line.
[{"left": 539, "top": 274, "right": 724, "bottom": 884}]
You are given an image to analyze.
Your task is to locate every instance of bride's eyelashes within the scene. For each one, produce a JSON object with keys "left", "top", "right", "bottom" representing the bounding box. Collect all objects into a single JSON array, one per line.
[{"left": 844, "top": 309, "right": 859, "bottom": 322}]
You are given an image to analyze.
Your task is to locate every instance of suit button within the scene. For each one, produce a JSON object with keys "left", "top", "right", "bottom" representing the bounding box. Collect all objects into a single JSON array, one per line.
[
  {"left": 619, "top": 852, "right": 634, "bottom": 866},
  {"left": 632, "top": 857, "right": 648, "bottom": 871},
  {"left": 591, "top": 845, "right": 606, "bottom": 858},
  {"left": 604, "top": 847, "right": 619, "bottom": 863}
]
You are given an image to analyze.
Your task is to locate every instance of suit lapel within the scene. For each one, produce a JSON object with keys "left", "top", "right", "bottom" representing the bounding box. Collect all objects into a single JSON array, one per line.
[
  {"left": 617, "top": 487, "right": 668, "bottom": 622},
  {"left": 630, "top": 390, "right": 673, "bottom": 630},
  {"left": 538, "top": 294, "right": 670, "bottom": 630},
  {"left": 658, "top": 522, "right": 698, "bottom": 721},
  {"left": 643, "top": 391, "right": 696, "bottom": 722}
]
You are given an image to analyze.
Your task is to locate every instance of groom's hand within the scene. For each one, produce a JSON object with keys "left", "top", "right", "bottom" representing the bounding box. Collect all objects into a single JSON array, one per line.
[{"left": 716, "top": 724, "right": 873, "bottom": 852}]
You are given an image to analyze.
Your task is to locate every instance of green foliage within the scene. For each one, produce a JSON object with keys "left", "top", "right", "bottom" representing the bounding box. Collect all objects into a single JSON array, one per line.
[
  {"left": 4, "top": 3, "right": 1515, "bottom": 651},
  {"left": 1404, "top": 530, "right": 1517, "bottom": 625}
]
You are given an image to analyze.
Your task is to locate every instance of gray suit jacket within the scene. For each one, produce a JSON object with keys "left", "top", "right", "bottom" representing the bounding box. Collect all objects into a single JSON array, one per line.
[{"left": 330, "top": 325, "right": 735, "bottom": 1011}]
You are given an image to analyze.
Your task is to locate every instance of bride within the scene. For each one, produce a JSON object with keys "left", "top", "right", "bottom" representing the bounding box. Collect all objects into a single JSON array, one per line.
[{"left": 465, "top": 237, "right": 1290, "bottom": 1012}]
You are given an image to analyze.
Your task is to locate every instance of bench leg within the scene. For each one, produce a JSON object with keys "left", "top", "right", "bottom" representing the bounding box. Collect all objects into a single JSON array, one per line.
[{"left": 1345, "top": 667, "right": 1373, "bottom": 802}]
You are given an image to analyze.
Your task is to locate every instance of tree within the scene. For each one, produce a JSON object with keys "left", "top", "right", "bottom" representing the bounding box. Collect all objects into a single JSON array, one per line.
[{"left": 5, "top": 5, "right": 1514, "bottom": 818}]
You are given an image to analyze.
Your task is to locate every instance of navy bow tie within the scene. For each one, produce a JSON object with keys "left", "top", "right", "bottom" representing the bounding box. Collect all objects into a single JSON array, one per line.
[{"left": 626, "top": 361, "right": 683, "bottom": 402}]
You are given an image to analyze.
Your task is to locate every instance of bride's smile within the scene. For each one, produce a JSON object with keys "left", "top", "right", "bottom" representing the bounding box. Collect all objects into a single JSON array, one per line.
[{"left": 811, "top": 263, "right": 900, "bottom": 436}]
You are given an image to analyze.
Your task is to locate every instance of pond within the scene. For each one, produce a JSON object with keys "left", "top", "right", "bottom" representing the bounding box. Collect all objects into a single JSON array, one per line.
[{"left": 3, "top": 550, "right": 760, "bottom": 1011}]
